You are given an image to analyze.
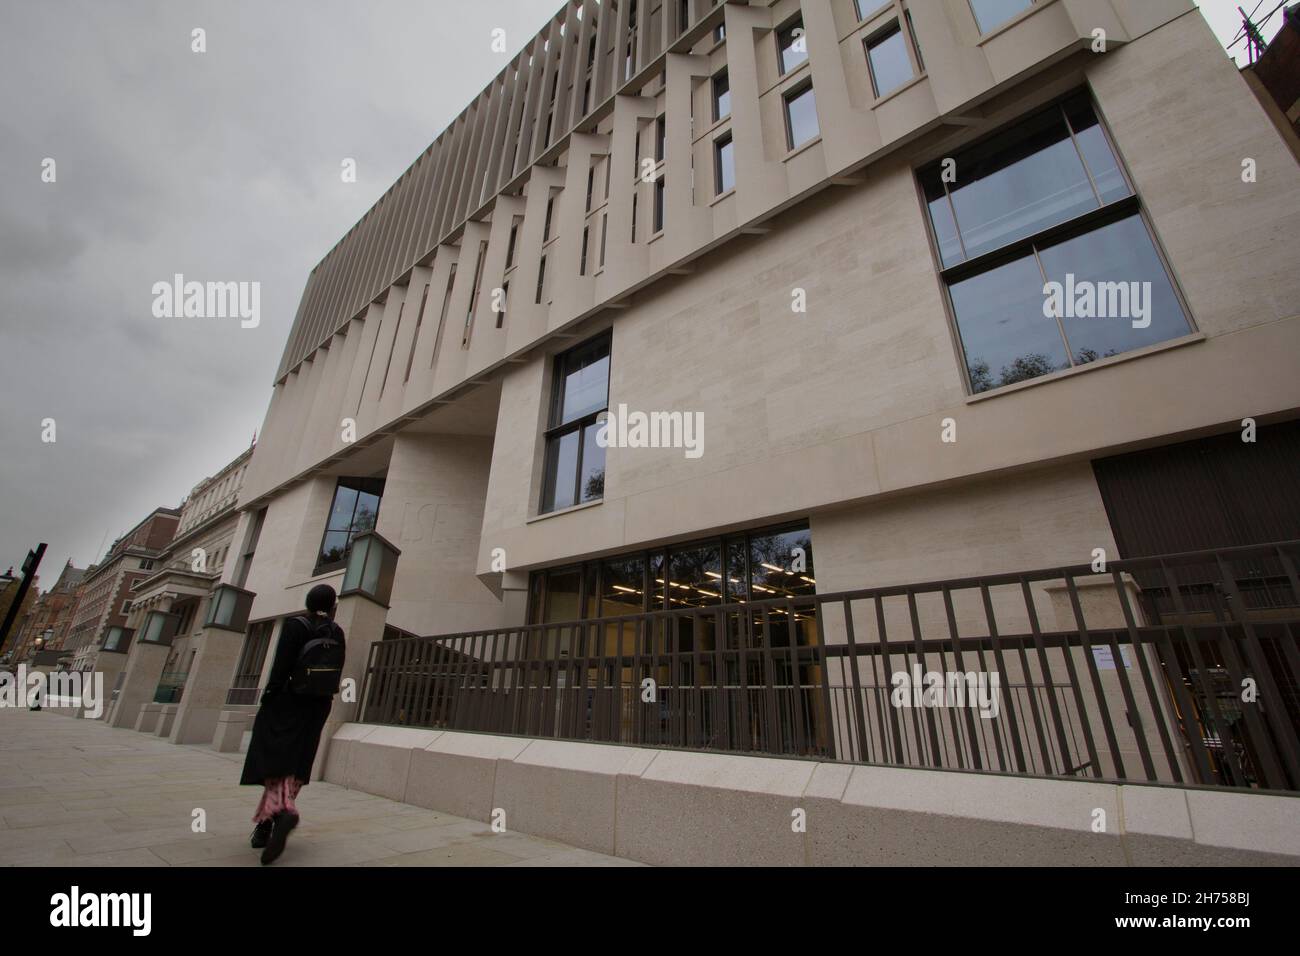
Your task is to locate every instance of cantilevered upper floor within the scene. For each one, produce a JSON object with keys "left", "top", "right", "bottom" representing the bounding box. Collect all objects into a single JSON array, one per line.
[{"left": 242, "top": 0, "right": 1199, "bottom": 506}]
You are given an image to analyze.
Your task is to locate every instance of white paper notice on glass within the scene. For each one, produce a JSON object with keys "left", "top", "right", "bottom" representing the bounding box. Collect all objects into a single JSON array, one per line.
[{"left": 1092, "top": 645, "right": 1131, "bottom": 670}]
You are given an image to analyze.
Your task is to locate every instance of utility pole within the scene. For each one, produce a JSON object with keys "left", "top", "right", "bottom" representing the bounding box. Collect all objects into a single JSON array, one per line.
[
  {"left": 1239, "top": 6, "right": 1269, "bottom": 63},
  {"left": 0, "top": 543, "right": 46, "bottom": 655}
]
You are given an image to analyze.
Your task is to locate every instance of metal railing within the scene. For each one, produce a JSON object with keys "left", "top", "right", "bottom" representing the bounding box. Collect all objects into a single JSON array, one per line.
[
  {"left": 225, "top": 672, "right": 263, "bottom": 706},
  {"left": 153, "top": 671, "right": 189, "bottom": 705},
  {"left": 360, "top": 542, "right": 1300, "bottom": 792}
]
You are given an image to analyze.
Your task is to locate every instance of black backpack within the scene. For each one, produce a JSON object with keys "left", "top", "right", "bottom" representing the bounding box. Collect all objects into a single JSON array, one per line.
[{"left": 287, "top": 616, "right": 344, "bottom": 698}]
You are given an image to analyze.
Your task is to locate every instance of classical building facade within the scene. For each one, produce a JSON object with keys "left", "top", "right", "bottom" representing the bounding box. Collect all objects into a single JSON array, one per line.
[
  {"left": 5, "top": 560, "right": 87, "bottom": 665},
  {"left": 215, "top": 0, "right": 1299, "bottom": 793},
  {"left": 66, "top": 507, "right": 180, "bottom": 673},
  {"left": 104, "top": 446, "right": 255, "bottom": 740}
]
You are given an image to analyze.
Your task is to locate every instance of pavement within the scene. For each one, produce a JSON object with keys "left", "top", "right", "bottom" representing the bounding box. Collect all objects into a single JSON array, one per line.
[{"left": 0, "top": 707, "right": 640, "bottom": 867}]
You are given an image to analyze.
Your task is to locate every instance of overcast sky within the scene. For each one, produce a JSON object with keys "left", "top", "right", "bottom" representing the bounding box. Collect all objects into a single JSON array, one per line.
[{"left": 0, "top": 0, "right": 1286, "bottom": 581}]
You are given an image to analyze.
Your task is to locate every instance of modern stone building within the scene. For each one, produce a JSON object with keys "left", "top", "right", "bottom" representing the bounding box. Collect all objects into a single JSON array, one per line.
[{"left": 193, "top": 0, "right": 1300, "bottom": 859}]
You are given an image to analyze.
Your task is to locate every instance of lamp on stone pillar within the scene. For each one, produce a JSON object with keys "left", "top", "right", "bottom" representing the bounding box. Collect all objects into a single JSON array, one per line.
[
  {"left": 137, "top": 610, "right": 181, "bottom": 647},
  {"left": 340, "top": 531, "right": 401, "bottom": 607},
  {"left": 313, "top": 531, "right": 400, "bottom": 783},
  {"left": 100, "top": 625, "right": 135, "bottom": 654},
  {"left": 203, "top": 584, "right": 255, "bottom": 632}
]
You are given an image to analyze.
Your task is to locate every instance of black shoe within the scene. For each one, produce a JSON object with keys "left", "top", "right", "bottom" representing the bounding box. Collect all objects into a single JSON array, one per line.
[
  {"left": 260, "top": 811, "right": 299, "bottom": 865},
  {"left": 250, "top": 820, "right": 273, "bottom": 849}
]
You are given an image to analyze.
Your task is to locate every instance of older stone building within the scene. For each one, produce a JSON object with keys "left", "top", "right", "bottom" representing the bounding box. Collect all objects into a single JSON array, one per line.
[
  {"left": 5, "top": 560, "right": 86, "bottom": 665},
  {"left": 105, "top": 445, "right": 254, "bottom": 741},
  {"left": 66, "top": 507, "right": 180, "bottom": 674}
]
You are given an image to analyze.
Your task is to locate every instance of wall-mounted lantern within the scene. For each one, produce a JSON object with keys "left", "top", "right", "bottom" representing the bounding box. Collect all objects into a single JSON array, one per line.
[
  {"left": 204, "top": 584, "right": 255, "bottom": 633},
  {"left": 101, "top": 625, "right": 135, "bottom": 654},
  {"left": 138, "top": 610, "right": 182, "bottom": 647},
  {"left": 341, "top": 531, "right": 401, "bottom": 607}
]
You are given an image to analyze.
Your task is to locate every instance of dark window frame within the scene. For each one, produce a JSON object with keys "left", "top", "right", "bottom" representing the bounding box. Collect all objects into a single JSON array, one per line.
[
  {"left": 968, "top": 0, "right": 1035, "bottom": 35},
  {"left": 864, "top": 20, "right": 914, "bottom": 99},
  {"left": 776, "top": 16, "right": 808, "bottom": 75},
  {"left": 314, "top": 476, "right": 386, "bottom": 575},
  {"left": 782, "top": 80, "right": 819, "bottom": 151},
  {"left": 539, "top": 332, "right": 612, "bottom": 515},
  {"left": 918, "top": 89, "right": 1195, "bottom": 395},
  {"left": 714, "top": 131, "right": 735, "bottom": 196},
  {"left": 526, "top": 520, "right": 815, "bottom": 623},
  {"left": 712, "top": 69, "right": 730, "bottom": 122}
]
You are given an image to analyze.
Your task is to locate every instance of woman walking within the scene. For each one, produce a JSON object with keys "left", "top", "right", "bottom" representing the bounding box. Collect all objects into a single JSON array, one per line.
[{"left": 241, "top": 583, "right": 345, "bottom": 865}]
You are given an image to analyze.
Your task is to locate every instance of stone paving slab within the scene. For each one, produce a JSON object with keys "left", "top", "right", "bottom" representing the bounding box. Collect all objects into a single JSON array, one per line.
[{"left": 0, "top": 708, "right": 641, "bottom": 867}]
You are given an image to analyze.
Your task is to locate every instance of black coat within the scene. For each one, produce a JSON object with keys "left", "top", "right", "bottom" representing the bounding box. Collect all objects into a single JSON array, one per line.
[{"left": 239, "top": 614, "right": 344, "bottom": 786}]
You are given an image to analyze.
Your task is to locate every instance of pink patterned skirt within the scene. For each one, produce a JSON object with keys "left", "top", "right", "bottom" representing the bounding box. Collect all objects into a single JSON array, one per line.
[{"left": 252, "top": 776, "right": 304, "bottom": 824}]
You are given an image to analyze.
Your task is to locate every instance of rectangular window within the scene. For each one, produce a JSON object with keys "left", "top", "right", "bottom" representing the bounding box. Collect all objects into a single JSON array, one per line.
[
  {"left": 536, "top": 255, "right": 548, "bottom": 303},
  {"left": 505, "top": 221, "right": 519, "bottom": 268},
  {"left": 714, "top": 133, "right": 735, "bottom": 194},
  {"left": 631, "top": 193, "right": 638, "bottom": 241},
  {"left": 462, "top": 240, "right": 488, "bottom": 348},
  {"left": 655, "top": 115, "right": 667, "bottom": 162},
  {"left": 712, "top": 70, "right": 730, "bottom": 122},
  {"left": 586, "top": 166, "right": 596, "bottom": 211},
  {"left": 378, "top": 302, "right": 404, "bottom": 396},
  {"left": 543, "top": 194, "right": 556, "bottom": 241},
  {"left": 236, "top": 507, "right": 266, "bottom": 588},
  {"left": 402, "top": 283, "right": 430, "bottom": 384},
  {"left": 316, "top": 477, "right": 385, "bottom": 573},
  {"left": 497, "top": 280, "right": 508, "bottom": 328},
  {"left": 429, "top": 262, "right": 456, "bottom": 369},
  {"left": 777, "top": 18, "right": 808, "bottom": 75},
  {"left": 783, "top": 83, "right": 818, "bottom": 150},
  {"left": 855, "top": 0, "right": 889, "bottom": 20},
  {"left": 969, "top": 0, "right": 1033, "bottom": 34},
  {"left": 121, "top": 600, "right": 132, "bottom": 615},
  {"left": 580, "top": 226, "right": 590, "bottom": 275},
  {"left": 866, "top": 23, "right": 914, "bottom": 98},
  {"left": 540, "top": 333, "right": 611, "bottom": 514},
  {"left": 526, "top": 522, "right": 815, "bottom": 621},
  {"left": 920, "top": 92, "right": 1191, "bottom": 394},
  {"left": 714, "top": 23, "right": 726, "bottom": 44},
  {"left": 653, "top": 176, "right": 665, "bottom": 232},
  {"left": 599, "top": 214, "right": 608, "bottom": 267},
  {"left": 907, "top": 10, "right": 924, "bottom": 70}
]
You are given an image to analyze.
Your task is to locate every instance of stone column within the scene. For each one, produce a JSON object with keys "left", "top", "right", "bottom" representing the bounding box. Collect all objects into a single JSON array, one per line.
[
  {"left": 84, "top": 649, "right": 128, "bottom": 721},
  {"left": 110, "top": 603, "right": 178, "bottom": 730},
  {"left": 310, "top": 592, "right": 390, "bottom": 781},
  {"left": 169, "top": 625, "right": 245, "bottom": 745},
  {"left": 109, "top": 641, "right": 171, "bottom": 729}
]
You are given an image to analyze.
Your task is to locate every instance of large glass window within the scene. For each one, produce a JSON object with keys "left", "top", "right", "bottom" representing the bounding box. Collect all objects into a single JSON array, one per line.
[
  {"left": 920, "top": 92, "right": 1191, "bottom": 394},
  {"left": 540, "top": 333, "right": 610, "bottom": 514},
  {"left": 969, "top": 0, "right": 1033, "bottom": 34},
  {"left": 316, "top": 477, "right": 384, "bottom": 572},
  {"left": 526, "top": 522, "right": 815, "bottom": 622},
  {"left": 783, "top": 83, "right": 819, "bottom": 150}
]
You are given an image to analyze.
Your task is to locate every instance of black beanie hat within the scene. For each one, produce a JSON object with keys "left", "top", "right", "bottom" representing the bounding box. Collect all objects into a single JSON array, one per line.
[{"left": 306, "top": 583, "right": 337, "bottom": 614}]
